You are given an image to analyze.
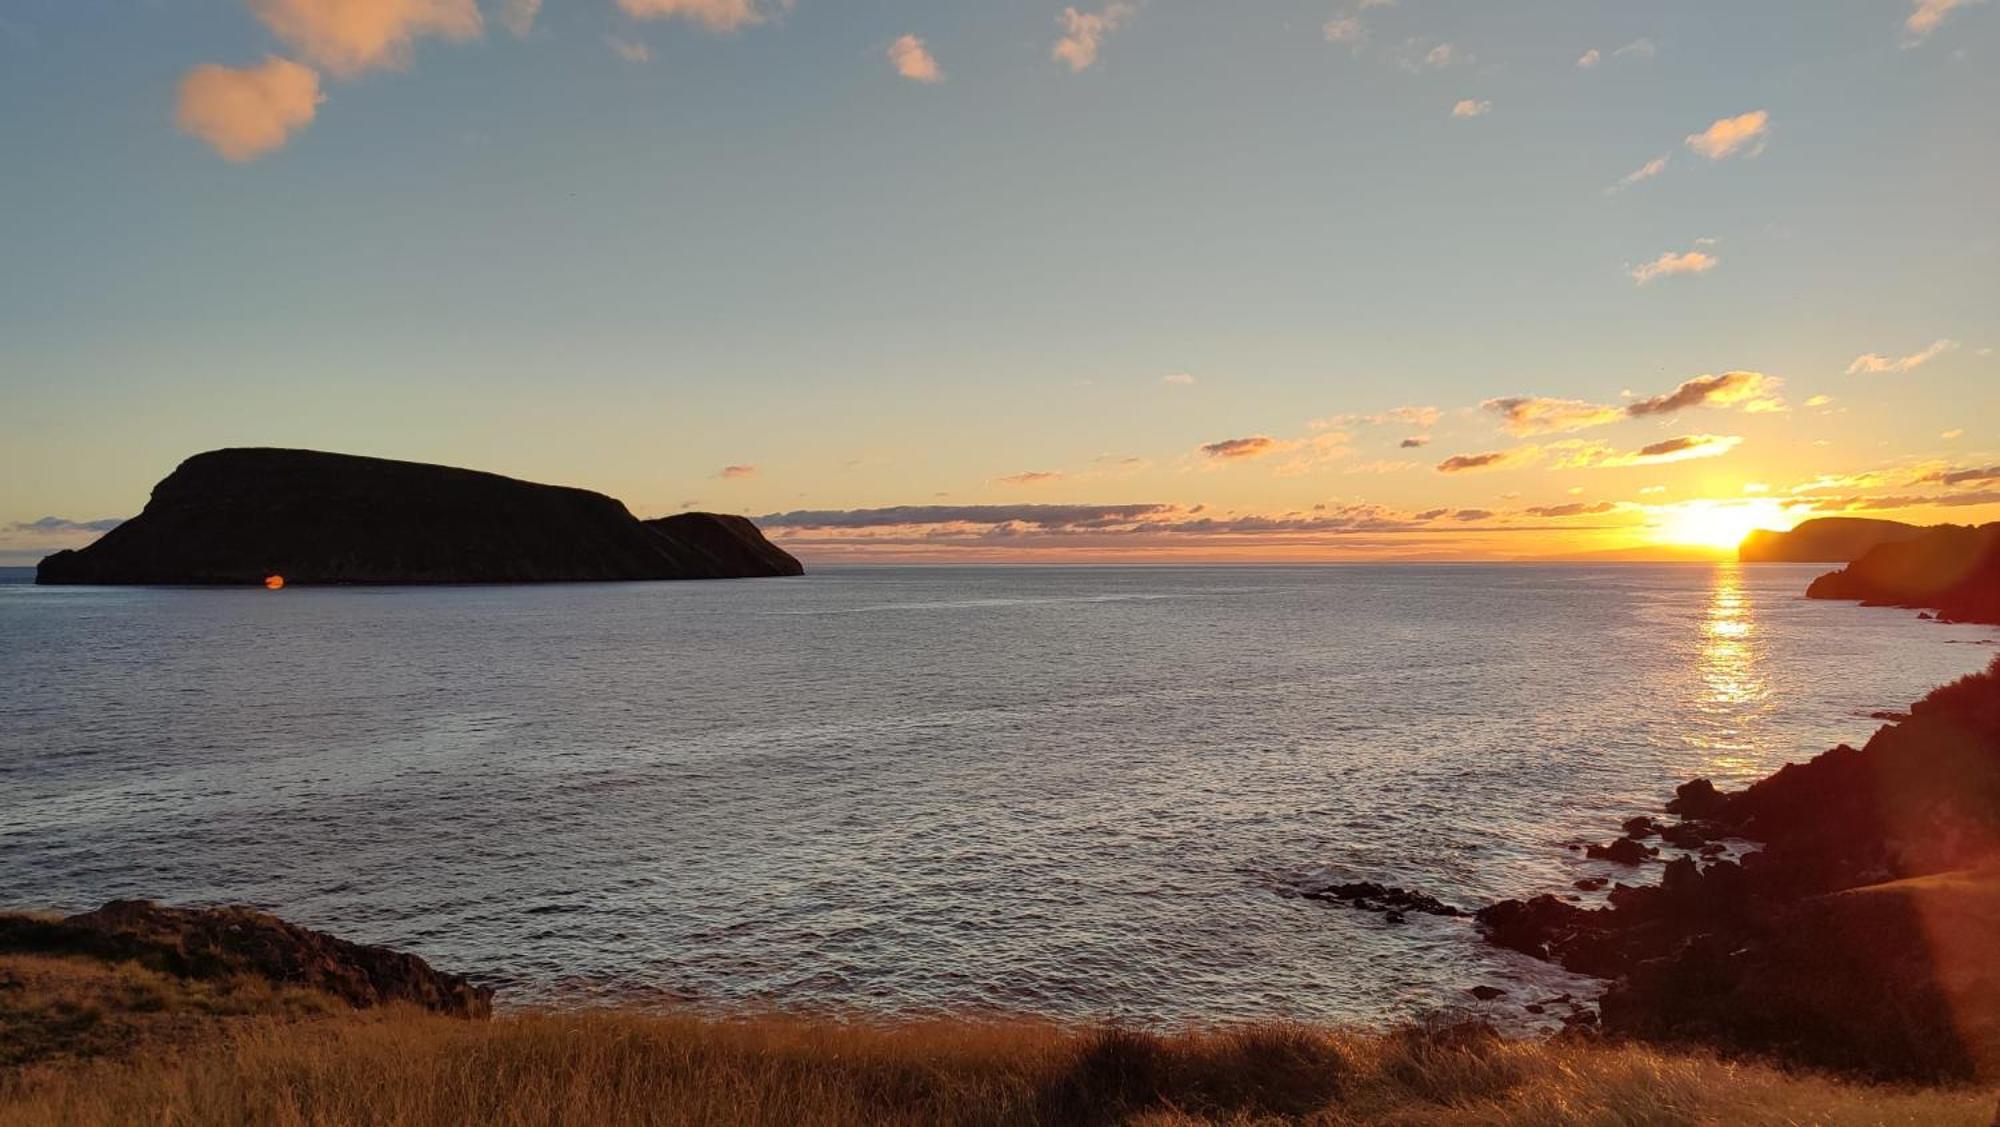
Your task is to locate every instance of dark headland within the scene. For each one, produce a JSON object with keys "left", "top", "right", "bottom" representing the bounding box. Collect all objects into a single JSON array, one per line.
[
  {"left": 34, "top": 447, "right": 802, "bottom": 585},
  {"left": 1737, "top": 515, "right": 1928, "bottom": 563}
]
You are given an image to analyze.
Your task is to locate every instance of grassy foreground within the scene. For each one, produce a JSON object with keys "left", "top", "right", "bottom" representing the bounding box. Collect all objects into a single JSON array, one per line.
[{"left": 2, "top": 952, "right": 1993, "bottom": 1127}]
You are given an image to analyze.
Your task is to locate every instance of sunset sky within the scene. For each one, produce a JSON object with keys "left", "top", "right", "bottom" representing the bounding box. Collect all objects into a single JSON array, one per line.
[{"left": 2, "top": 0, "right": 1995, "bottom": 563}]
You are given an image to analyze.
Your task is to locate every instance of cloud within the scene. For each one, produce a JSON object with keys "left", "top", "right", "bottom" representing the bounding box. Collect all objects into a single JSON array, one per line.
[
  {"left": 718, "top": 464, "right": 759, "bottom": 479},
  {"left": 1482, "top": 397, "right": 1624, "bottom": 436},
  {"left": 246, "top": 0, "right": 481, "bottom": 76},
  {"left": 605, "top": 36, "right": 651, "bottom": 62},
  {"left": 1523, "top": 501, "right": 1617, "bottom": 517},
  {"left": 1805, "top": 394, "right": 1833, "bottom": 408},
  {"left": 1161, "top": 372, "right": 1196, "bottom": 386},
  {"left": 1921, "top": 465, "right": 2000, "bottom": 486},
  {"left": 1576, "top": 48, "right": 1600, "bottom": 68},
  {"left": 1846, "top": 339, "right": 1956, "bottom": 374},
  {"left": 1608, "top": 154, "right": 1668, "bottom": 193},
  {"left": 1451, "top": 509, "right": 1495, "bottom": 522},
  {"left": 1906, "top": 0, "right": 1987, "bottom": 43},
  {"left": 7, "top": 516, "right": 125, "bottom": 534},
  {"left": 1437, "top": 447, "right": 1541, "bottom": 473},
  {"left": 1942, "top": 429, "right": 1964, "bottom": 439},
  {"left": 1200, "top": 436, "right": 1278, "bottom": 460},
  {"left": 759, "top": 504, "right": 1177, "bottom": 530},
  {"left": 996, "top": 471, "right": 1064, "bottom": 486},
  {"left": 1630, "top": 249, "right": 1717, "bottom": 285},
  {"left": 1613, "top": 38, "right": 1656, "bottom": 59},
  {"left": 1451, "top": 98, "right": 1491, "bottom": 119},
  {"left": 1685, "top": 110, "right": 1770, "bottom": 160},
  {"left": 499, "top": 0, "right": 540, "bottom": 37},
  {"left": 175, "top": 57, "right": 323, "bottom": 162},
  {"left": 1323, "top": 15, "right": 1365, "bottom": 44},
  {"left": 1622, "top": 434, "right": 1744, "bottom": 466},
  {"left": 617, "top": 0, "right": 783, "bottom": 33},
  {"left": 888, "top": 34, "right": 943, "bottom": 82},
  {"left": 1053, "top": 3, "right": 1134, "bottom": 72},
  {"left": 1422, "top": 43, "right": 1464, "bottom": 68},
  {"left": 1626, "top": 371, "right": 1783, "bottom": 417},
  {"left": 1399, "top": 436, "right": 1430, "bottom": 448},
  {"left": 1802, "top": 489, "right": 2000, "bottom": 513}
]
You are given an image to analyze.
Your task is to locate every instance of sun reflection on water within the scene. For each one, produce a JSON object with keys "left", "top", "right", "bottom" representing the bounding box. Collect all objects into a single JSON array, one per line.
[{"left": 1694, "top": 563, "right": 1771, "bottom": 777}]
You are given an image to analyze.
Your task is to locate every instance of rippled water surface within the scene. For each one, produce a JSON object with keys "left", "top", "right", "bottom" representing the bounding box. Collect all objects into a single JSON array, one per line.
[{"left": 3, "top": 565, "right": 1994, "bottom": 1025}]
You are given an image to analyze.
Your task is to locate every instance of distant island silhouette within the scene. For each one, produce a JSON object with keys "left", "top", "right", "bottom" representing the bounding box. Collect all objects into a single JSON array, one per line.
[
  {"left": 34, "top": 448, "right": 802, "bottom": 586},
  {"left": 1737, "top": 516, "right": 1927, "bottom": 563}
]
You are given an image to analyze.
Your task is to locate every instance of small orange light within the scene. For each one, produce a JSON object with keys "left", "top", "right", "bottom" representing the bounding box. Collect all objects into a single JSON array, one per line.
[{"left": 264, "top": 575, "right": 285, "bottom": 590}]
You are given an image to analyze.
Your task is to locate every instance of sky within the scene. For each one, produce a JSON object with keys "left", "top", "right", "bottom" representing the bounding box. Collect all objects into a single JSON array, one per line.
[{"left": 2, "top": 0, "right": 1996, "bottom": 564}]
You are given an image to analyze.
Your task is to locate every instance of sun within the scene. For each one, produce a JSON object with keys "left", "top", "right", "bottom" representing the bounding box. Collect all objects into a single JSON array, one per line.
[{"left": 1654, "top": 499, "right": 1794, "bottom": 552}]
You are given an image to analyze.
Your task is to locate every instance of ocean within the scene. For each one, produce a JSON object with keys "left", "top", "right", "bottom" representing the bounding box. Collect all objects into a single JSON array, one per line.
[{"left": 2, "top": 564, "right": 1994, "bottom": 1027}]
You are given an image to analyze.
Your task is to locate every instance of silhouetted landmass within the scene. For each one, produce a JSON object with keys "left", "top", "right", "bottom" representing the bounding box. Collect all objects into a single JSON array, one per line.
[
  {"left": 1804, "top": 522, "right": 2000, "bottom": 625},
  {"left": 1480, "top": 656, "right": 2000, "bottom": 1080},
  {"left": 34, "top": 448, "right": 802, "bottom": 585},
  {"left": 1737, "top": 516, "right": 1925, "bottom": 563}
]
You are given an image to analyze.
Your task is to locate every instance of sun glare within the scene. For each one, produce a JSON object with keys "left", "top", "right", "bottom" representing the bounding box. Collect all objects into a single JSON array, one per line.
[{"left": 1653, "top": 499, "right": 1794, "bottom": 551}]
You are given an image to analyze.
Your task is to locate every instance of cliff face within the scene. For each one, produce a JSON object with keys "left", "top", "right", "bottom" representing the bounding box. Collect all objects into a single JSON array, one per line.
[
  {"left": 1738, "top": 517, "right": 1925, "bottom": 563},
  {"left": 35, "top": 448, "right": 803, "bottom": 585},
  {"left": 1805, "top": 522, "right": 2000, "bottom": 625}
]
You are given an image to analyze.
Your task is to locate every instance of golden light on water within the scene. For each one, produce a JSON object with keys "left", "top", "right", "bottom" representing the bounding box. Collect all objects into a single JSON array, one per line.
[
  {"left": 1694, "top": 563, "right": 1770, "bottom": 777},
  {"left": 1652, "top": 498, "right": 1797, "bottom": 551}
]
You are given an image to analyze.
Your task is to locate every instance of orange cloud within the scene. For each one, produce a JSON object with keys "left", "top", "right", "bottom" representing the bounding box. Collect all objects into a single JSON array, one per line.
[
  {"left": 1053, "top": 3, "right": 1134, "bottom": 72},
  {"left": 1451, "top": 99, "right": 1491, "bottom": 119},
  {"left": 1626, "top": 371, "right": 1783, "bottom": 416},
  {"left": 1558, "top": 434, "right": 1743, "bottom": 469},
  {"left": 175, "top": 57, "right": 323, "bottom": 162},
  {"left": 1630, "top": 249, "right": 1717, "bottom": 285},
  {"left": 617, "top": 0, "right": 782, "bottom": 33},
  {"left": 1608, "top": 154, "right": 1668, "bottom": 193},
  {"left": 1437, "top": 447, "right": 1542, "bottom": 473},
  {"left": 996, "top": 471, "right": 1064, "bottom": 486},
  {"left": 247, "top": 0, "right": 481, "bottom": 76},
  {"left": 1906, "top": 0, "right": 1985, "bottom": 43},
  {"left": 1846, "top": 339, "right": 1955, "bottom": 374},
  {"left": 718, "top": 464, "right": 759, "bottom": 479},
  {"left": 888, "top": 34, "right": 943, "bottom": 83},
  {"left": 1685, "top": 110, "right": 1770, "bottom": 159},
  {"left": 1483, "top": 397, "right": 1623, "bottom": 436},
  {"left": 1200, "top": 436, "right": 1277, "bottom": 460}
]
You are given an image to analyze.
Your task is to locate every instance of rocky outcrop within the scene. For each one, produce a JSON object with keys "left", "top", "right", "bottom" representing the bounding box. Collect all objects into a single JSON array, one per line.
[
  {"left": 1805, "top": 522, "right": 2000, "bottom": 626},
  {"left": 1478, "top": 656, "right": 2000, "bottom": 1080},
  {"left": 36, "top": 448, "right": 803, "bottom": 585},
  {"left": 0, "top": 900, "right": 492, "bottom": 1018},
  {"left": 1738, "top": 517, "right": 1926, "bottom": 563}
]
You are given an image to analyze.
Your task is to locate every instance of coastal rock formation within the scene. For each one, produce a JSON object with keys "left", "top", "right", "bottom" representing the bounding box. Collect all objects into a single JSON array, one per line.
[
  {"left": 1478, "top": 657, "right": 2000, "bottom": 1079},
  {"left": 1804, "top": 522, "right": 2000, "bottom": 625},
  {"left": 0, "top": 900, "right": 492, "bottom": 1018},
  {"left": 1737, "top": 517, "right": 1925, "bottom": 563},
  {"left": 35, "top": 448, "right": 802, "bottom": 585}
]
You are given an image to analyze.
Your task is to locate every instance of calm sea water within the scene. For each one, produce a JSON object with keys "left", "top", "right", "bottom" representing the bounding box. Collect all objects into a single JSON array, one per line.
[{"left": 2, "top": 564, "right": 1994, "bottom": 1026}]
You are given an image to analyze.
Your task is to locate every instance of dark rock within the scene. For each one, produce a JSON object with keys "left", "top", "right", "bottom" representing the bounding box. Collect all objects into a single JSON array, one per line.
[
  {"left": 0, "top": 900, "right": 491, "bottom": 1017},
  {"left": 1666, "top": 778, "right": 1730, "bottom": 820},
  {"left": 1805, "top": 522, "right": 2000, "bottom": 626},
  {"left": 1658, "top": 821, "right": 1708, "bottom": 849},
  {"left": 1573, "top": 877, "right": 1609, "bottom": 892},
  {"left": 1585, "top": 837, "right": 1656, "bottom": 865},
  {"left": 1621, "top": 816, "right": 1661, "bottom": 840},
  {"left": 1467, "top": 985, "right": 1507, "bottom": 1001},
  {"left": 1300, "top": 880, "right": 1464, "bottom": 918},
  {"left": 35, "top": 448, "right": 803, "bottom": 586}
]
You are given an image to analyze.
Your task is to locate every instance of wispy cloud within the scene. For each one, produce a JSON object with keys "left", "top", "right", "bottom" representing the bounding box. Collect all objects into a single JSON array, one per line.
[
  {"left": 1685, "top": 110, "right": 1770, "bottom": 160},
  {"left": 1576, "top": 48, "right": 1600, "bottom": 68},
  {"left": 246, "top": 0, "right": 481, "bottom": 77},
  {"left": 175, "top": 56, "right": 323, "bottom": 162},
  {"left": 1399, "top": 436, "right": 1430, "bottom": 449},
  {"left": 1437, "top": 447, "right": 1542, "bottom": 473},
  {"left": 1905, "top": 0, "right": 1987, "bottom": 44},
  {"left": 1451, "top": 98, "right": 1491, "bottom": 119},
  {"left": 1483, "top": 397, "right": 1623, "bottom": 436},
  {"left": 1920, "top": 464, "right": 2000, "bottom": 486},
  {"left": 7, "top": 516, "right": 125, "bottom": 534},
  {"left": 1846, "top": 339, "right": 1956, "bottom": 374},
  {"left": 1608, "top": 154, "right": 1668, "bottom": 194},
  {"left": 499, "top": 0, "right": 540, "bottom": 38},
  {"left": 617, "top": 0, "right": 785, "bottom": 33},
  {"left": 996, "top": 470, "right": 1064, "bottom": 486},
  {"left": 1053, "top": 2, "right": 1134, "bottom": 72},
  {"left": 1630, "top": 248, "right": 1717, "bottom": 285},
  {"left": 1161, "top": 372, "right": 1196, "bottom": 386},
  {"left": 718, "top": 464, "right": 759, "bottom": 479},
  {"left": 1200, "top": 436, "right": 1277, "bottom": 460},
  {"left": 888, "top": 34, "right": 943, "bottom": 83},
  {"left": 605, "top": 36, "right": 651, "bottom": 63},
  {"left": 1626, "top": 371, "right": 1783, "bottom": 417},
  {"left": 1556, "top": 434, "right": 1743, "bottom": 469}
]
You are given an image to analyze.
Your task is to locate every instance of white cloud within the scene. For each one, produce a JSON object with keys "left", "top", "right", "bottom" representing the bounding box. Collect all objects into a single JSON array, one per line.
[
  {"left": 1630, "top": 249, "right": 1717, "bottom": 285},
  {"left": 1612, "top": 38, "right": 1656, "bottom": 59},
  {"left": 1161, "top": 373, "right": 1196, "bottom": 386},
  {"left": 1576, "top": 48, "right": 1600, "bottom": 68},
  {"left": 617, "top": 0, "right": 784, "bottom": 34},
  {"left": 1323, "top": 15, "right": 1365, "bottom": 44},
  {"left": 1053, "top": 3, "right": 1134, "bottom": 72},
  {"left": 1685, "top": 110, "right": 1770, "bottom": 160},
  {"left": 1451, "top": 98, "right": 1491, "bottom": 119},
  {"left": 246, "top": 0, "right": 481, "bottom": 76},
  {"left": 887, "top": 34, "right": 943, "bottom": 82},
  {"left": 605, "top": 35, "right": 651, "bottom": 63},
  {"left": 1846, "top": 339, "right": 1957, "bottom": 374},
  {"left": 175, "top": 56, "right": 323, "bottom": 162}
]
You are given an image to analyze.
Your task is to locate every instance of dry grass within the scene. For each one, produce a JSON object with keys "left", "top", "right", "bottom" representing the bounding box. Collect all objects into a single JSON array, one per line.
[{"left": 1, "top": 998, "right": 1992, "bottom": 1126}]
